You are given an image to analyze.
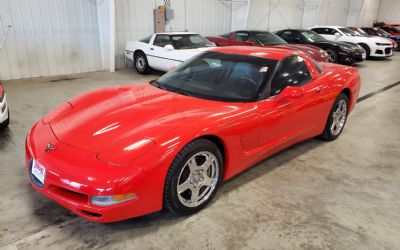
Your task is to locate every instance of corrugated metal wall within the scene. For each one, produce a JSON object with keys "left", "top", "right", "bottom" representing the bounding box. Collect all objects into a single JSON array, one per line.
[
  {"left": 115, "top": 0, "right": 154, "bottom": 69},
  {"left": 378, "top": 0, "right": 400, "bottom": 23},
  {"left": 0, "top": 0, "right": 103, "bottom": 81},
  {"left": 247, "top": 0, "right": 304, "bottom": 31},
  {"left": 168, "top": 0, "right": 232, "bottom": 35}
]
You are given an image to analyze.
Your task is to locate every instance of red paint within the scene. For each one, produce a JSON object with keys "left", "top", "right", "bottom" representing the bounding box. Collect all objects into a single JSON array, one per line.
[
  {"left": 26, "top": 47, "right": 360, "bottom": 222},
  {"left": 207, "top": 31, "right": 329, "bottom": 62}
]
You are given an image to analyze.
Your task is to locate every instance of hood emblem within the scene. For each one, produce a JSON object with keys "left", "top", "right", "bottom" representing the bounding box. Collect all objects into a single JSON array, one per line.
[{"left": 45, "top": 143, "right": 56, "bottom": 152}]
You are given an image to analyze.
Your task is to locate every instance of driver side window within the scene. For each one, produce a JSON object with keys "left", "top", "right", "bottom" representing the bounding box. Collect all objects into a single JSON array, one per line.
[{"left": 270, "top": 55, "right": 312, "bottom": 96}]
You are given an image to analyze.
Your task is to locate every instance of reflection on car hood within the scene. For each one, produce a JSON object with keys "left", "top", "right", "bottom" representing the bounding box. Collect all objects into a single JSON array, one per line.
[{"left": 49, "top": 84, "right": 235, "bottom": 154}]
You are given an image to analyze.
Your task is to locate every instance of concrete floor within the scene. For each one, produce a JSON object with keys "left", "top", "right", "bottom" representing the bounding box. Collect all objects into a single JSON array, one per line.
[{"left": 0, "top": 54, "right": 399, "bottom": 250}]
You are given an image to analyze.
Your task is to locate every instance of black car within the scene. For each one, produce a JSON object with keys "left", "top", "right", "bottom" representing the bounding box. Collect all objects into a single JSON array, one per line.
[{"left": 275, "top": 29, "right": 366, "bottom": 64}]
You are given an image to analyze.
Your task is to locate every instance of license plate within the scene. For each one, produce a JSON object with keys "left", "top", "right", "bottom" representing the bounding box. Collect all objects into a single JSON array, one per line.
[
  {"left": 31, "top": 160, "right": 46, "bottom": 184},
  {"left": 362, "top": 53, "right": 366, "bottom": 59}
]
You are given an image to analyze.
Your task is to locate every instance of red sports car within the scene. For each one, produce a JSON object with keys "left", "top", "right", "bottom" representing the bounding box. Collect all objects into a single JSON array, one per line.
[
  {"left": 26, "top": 47, "right": 360, "bottom": 223},
  {"left": 206, "top": 30, "right": 330, "bottom": 62},
  {"left": 378, "top": 24, "right": 400, "bottom": 36}
]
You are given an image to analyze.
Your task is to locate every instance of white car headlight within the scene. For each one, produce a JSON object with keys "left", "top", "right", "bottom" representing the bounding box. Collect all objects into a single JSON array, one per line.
[{"left": 91, "top": 193, "right": 137, "bottom": 206}]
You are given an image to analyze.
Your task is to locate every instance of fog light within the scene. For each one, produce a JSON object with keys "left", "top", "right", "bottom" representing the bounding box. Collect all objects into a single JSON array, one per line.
[{"left": 91, "top": 193, "right": 136, "bottom": 206}]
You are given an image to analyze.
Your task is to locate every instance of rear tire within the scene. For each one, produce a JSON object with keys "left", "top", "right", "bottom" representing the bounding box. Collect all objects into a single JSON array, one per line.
[
  {"left": 134, "top": 52, "right": 151, "bottom": 74},
  {"left": 163, "top": 139, "right": 223, "bottom": 216},
  {"left": 325, "top": 48, "right": 338, "bottom": 63},
  {"left": 320, "top": 93, "right": 349, "bottom": 141}
]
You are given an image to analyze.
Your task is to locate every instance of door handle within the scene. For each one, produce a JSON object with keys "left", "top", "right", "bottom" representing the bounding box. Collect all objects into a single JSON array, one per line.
[
  {"left": 314, "top": 87, "right": 321, "bottom": 94},
  {"left": 150, "top": 48, "right": 154, "bottom": 50}
]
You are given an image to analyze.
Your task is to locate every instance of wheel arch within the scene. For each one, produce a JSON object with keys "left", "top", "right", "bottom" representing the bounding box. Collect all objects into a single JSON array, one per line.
[
  {"left": 340, "top": 87, "right": 351, "bottom": 105},
  {"left": 134, "top": 49, "right": 145, "bottom": 59}
]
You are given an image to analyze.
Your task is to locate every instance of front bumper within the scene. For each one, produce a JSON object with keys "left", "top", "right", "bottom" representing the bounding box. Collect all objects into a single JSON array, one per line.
[
  {"left": 338, "top": 51, "right": 365, "bottom": 63},
  {"left": 25, "top": 121, "right": 162, "bottom": 223},
  {"left": 370, "top": 46, "right": 393, "bottom": 57},
  {"left": 0, "top": 94, "right": 9, "bottom": 124}
]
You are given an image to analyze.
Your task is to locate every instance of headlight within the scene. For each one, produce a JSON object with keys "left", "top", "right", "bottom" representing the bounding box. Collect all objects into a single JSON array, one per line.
[
  {"left": 340, "top": 46, "right": 352, "bottom": 52},
  {"left": 91, "top": 193, "right": 137, "bottom": 206}
]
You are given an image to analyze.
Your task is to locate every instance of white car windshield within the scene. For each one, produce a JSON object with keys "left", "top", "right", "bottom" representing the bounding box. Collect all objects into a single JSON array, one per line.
[
  {"left": 339, "top": 28, "right": 360, "bottom": 36},
  {"left": 156, "top": 34, "right": 215, "bottom": 50}
]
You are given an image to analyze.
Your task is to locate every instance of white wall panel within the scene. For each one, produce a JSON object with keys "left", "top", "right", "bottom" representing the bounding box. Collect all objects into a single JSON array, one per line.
[
  {"left": 378, "top": 0, "right": 400, "bottom": 23},
  {"left": 247, "top": 0, "right": 304, "bottom": 31},
  {"left": 168, "top": 0, "right": 232, "bottom": 35},
  {"left": 0, "top": 0, "right": 103, "bottom": 80},
  {"left": 115, "top": 0, "right": 154, "bottom": 69}
]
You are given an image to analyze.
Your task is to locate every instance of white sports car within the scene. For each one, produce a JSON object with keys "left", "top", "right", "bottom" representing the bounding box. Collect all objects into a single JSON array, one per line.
[
  {"left": 310, "top": 26, "right": 393, "bottom": 58},
  {"left": 125, "top": 32, "right": 216, "bottom": 74},
  {"left": 0, "top": 82, "right": 10, "bottom": 129}
]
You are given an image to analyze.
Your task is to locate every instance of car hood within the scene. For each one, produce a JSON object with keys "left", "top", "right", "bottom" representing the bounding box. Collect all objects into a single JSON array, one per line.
[
  {"left": 273, "top": 44, "right": 329, "bottom": 61},
  {"left": 48, "top": 84, "right": 233, "bottom": 155}
]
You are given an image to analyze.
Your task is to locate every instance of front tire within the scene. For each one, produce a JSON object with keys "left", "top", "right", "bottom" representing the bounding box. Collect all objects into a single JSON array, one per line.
[
  {"left": 164, "top": 139, "right": 223, "bottom": 215},
  {"left": 320, "top": 93, "right": 349, "bottom": 141},
  {"left": 0, "top": 111, "right": 10, "bottom": 129},
  {"left": 134, "top": 52, "right": 151, "bottom": 74},
  {"left": 325, "top": 48, "right": 338, "bottom": 63},
  {"left": 358, "top": 43, "right": 370, "bottom": 59}
]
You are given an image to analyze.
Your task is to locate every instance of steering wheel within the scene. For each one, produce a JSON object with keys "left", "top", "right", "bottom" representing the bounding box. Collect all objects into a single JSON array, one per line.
[{"left": 238, "top": 76, "right": 258, "bottom": 86}]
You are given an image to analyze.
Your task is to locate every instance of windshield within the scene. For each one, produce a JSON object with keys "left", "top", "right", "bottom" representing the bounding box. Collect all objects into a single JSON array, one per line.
[
  {"left": 169, "top": 34, "right": 215, "bottom": 49},
  {"left": 300, "top": 30, "right": 326, "bottom": 42},
  {"left": 254, "top": 32, "right": 287, "bottom": 45},
  {"left": 391, "top": 26, "right": 400, "bottom": 33},
  {"left": 352, "top": 28, "right": 368, "bottom": 36},
  {"left": 339, "top": 28, "right": 359, "bottom": 36},
  {"left": 153, "top": 52, "right": 278, "bottom": 102},
  {"left": 375, "top": 28, "right": 390, "bottom": 35}
]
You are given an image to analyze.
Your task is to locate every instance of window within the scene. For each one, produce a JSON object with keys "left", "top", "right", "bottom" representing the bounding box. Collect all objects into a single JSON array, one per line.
[
  {"left": 312, "top": 28, "right": 336, "bottom": 35},
  {"left": 300, "top": 30, "right": 326, "bottom": 42},
  {"left": 338, "top": 28, "right": 358, "bottom": 36},
  {"left": 236, "top": 32, "right": 250, "bottom": 42},
  {"left": 270, "top": 55, "right": 312, "bottom": 96},
  {"left": 140, "top": 35, "right": 152, "bottom": 43},
  {"left": 153, "top": 35, "right": 172, "bottom": 47},
  {"left": 279, "top": 30, "right": 293, "bottom": 40},
  {"left": 254, "top": 32, "right": 286, "bottom": 45}
]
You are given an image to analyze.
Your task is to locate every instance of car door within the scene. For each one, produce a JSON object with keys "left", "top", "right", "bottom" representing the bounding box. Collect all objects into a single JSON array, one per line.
[
  {"left": 147, "top": 34, "right": 185, "bottom": 71},
  {"left": 256, "top": 55, "right": 328, "bottom": 155}
]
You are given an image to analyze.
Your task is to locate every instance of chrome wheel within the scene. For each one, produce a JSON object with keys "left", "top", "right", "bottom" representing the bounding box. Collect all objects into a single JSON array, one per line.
[
  {"left": 326, "top": 50, "right": 336, "bottom": 63},
  {"left": 136, "top": 56, "right": 145, "bottom": 71},
  {"left": 177, "top": 151, "right": 219, "bottom": 208},
  {"left": 330, "top": 99, "right": 347, "bottom": 136}
]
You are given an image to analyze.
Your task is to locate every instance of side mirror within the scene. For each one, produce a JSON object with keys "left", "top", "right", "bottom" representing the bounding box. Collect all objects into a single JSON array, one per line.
[
  {"left": 334, "top": 32, "right": 341, "bottom": 36},
  {"left": 278, "top": 86, "right": 304, "bottom": 99},
  {"left": 244, "top": 40, "right": 254, "bottom": 46},
  {"left": 164, "top": 44, "right": 174, "bottom": 51}
]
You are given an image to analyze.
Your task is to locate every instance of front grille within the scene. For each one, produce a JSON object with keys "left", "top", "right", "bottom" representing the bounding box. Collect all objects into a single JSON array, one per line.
[
  {"left": 385, "top": 48, "right": 392, "bottom": 54},
  {"left": 48, "top": 185, "right": 89, "bottom": 204}
]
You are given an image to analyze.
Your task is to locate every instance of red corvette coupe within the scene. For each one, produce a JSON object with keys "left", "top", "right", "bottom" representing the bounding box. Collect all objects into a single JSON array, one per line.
[
  {"left": 26, "top": 47, "right": 360, "bottom": 223},
  {"left": 206, "top": 30, "right": 330, "bottom": 62}
]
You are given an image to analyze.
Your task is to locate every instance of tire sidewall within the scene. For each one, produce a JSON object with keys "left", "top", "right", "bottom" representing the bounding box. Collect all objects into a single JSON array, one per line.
[
  {"left": 166, "top": 140, "right": 224, "bottom": 215},
  {"left": 323, "top": 93, "right": 349, "bottom": 140},
  {"left": 134, "top": 53, "right": 149, "bottom": 74}
]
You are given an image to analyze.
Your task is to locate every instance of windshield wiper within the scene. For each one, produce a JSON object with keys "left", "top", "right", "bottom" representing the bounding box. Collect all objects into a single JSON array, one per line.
[{"left": 149, "top": 80, "right": 167, "bottom": 90}]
